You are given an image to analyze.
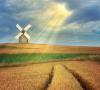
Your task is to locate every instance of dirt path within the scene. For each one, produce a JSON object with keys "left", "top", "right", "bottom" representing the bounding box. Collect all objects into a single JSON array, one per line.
[{"left": 0, "top": 61, "right": 100, "bottom": 90}]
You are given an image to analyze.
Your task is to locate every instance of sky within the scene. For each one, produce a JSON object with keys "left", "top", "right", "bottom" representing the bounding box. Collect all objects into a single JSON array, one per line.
[{"left": 0, "top": 0, "right": 100, "bottom": 46}]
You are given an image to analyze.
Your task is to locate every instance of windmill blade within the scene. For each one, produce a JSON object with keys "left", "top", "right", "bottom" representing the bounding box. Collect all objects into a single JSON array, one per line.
[
  {"left": 16, "top": 24, "right": 23, "bottom": 31},
  {"left": 15, "top": 33, "right": 22, "bottom": 39},
  {"left": 24, "top": 32, "right": 30, "bottom": 40},
  {"left": 24, "top": 24, "right": 32, "bottom": 31}
]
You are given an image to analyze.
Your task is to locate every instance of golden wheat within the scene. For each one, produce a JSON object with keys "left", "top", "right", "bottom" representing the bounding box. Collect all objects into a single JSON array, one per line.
[
  {"left": 47, "top": 65, "right": 83, "bottom": 90},
  {"left": 64, "top": 61, "right": 100, "bottom": 90},
  {"left": 0, "top": 64, "right": 52, "bottom": 90}
]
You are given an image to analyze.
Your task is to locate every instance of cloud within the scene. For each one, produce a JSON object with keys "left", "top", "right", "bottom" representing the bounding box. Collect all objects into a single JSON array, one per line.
[
  {"left": 54, "top": 0, "right": 100, "bottom": 10},
  {"left": 54, "top": 0, "right": 86, "bottom": 10},
  {"left": 66, "top": 5, "right": 100, "bottom": 24},
  {"left": 40, "top": 3, "right": 72, "bottom": 30},
  {"left": 2, "top": 0, "right": 48, "bottom": 26},
  {"left": 62, "top": 21, "right": 100, "bottom": 36},
  {"left": 6, "top": 0, "right": 49, "bottom": 15},
  {"left": 54, "top": 0, "right": 100, "bottom": 24}
]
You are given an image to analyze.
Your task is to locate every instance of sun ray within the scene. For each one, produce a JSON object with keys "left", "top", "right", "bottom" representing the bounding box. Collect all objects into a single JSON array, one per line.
[
  {"left": 41, "top": 3, "right": 72, "bottom": 30},
  {"left": 32, "top": 2, "right": 73, "bottom": 52}
]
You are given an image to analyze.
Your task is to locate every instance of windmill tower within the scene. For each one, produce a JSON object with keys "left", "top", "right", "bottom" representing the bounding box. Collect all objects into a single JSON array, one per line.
[{"left": 15, "top": 24, "right": 32, "bottom": 43}]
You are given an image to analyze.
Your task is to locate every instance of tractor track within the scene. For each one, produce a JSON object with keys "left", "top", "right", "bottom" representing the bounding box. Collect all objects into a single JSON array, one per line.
[
  {"left": 43, "top": 64, "right": 92, "bottom": 90},
  {"left": 45, "top": 64, "right": 84, "bottom": 90},
  {"left": 64, "top": 65, "right": 95, "bottom": 90},
  {"left": 63, "top": 65, "right": 86, "bottom": 90},
  {"left": 44, "top": 66, "right": 54, "bottom": 90}
]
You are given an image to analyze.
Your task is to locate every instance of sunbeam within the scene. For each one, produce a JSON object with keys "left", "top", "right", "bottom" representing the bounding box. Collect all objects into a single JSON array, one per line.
[{"left": 33, "top": 2, "right": 72, "bottom": 46}]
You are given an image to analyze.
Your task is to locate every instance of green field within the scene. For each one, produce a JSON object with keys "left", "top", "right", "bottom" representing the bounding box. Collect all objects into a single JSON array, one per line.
[
  {"left": 0, "top": 45, "right": 100, "bottom": 63},
  {"left": 0, "top": 53, "right": 90, "bottom": 63}
]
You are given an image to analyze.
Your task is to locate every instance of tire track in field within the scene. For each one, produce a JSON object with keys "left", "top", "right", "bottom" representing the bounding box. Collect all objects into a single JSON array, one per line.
[
  {"left": 44, "top": 66, "right": 54, "bottom": 90},
  {"left": 64, "top": 65, "right": 86, "bottom": 90},
  {"left": 46, "top": 64, "right": 83, "bottom": 90},
  {"left": 64, "top": 65, "right": 92, "bottom": 90}
]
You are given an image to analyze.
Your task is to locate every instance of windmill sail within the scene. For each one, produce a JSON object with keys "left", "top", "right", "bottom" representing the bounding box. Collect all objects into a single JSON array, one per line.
[
  {"left": 24, "top": 32, "right": 30, "bottom": 40},
  {"left": 24, "top": 24, "right": 32, "bottom": 31},
  {"left": 16, "top": 24, "right": 23, "bottom": 31},
  {"left": 15, "top": 33, "right": 23, "bottom": 39}
]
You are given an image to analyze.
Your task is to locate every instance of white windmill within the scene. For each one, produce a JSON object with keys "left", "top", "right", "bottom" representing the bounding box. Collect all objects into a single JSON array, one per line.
[{"left": 15, "top": 24, "right": 32, "bottom": 43}]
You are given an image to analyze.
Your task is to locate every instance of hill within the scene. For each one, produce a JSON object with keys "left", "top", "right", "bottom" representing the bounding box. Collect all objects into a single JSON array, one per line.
[{"left": 0, "top": 43, "right": 100, "bottom": 54}]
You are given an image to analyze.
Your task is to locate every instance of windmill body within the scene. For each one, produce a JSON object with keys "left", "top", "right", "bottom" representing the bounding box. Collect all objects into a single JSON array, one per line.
[
  {"left": 19, "top": 31, "right": 28, "bottom": 43},
  {"left": 15, "top": 24, "right": 32, "bottom": 44}
]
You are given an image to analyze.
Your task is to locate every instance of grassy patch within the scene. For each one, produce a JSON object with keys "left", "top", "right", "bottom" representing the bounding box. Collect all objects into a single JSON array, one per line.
[{"left": 0, "top": 53, "right": 88, "bottom": 63}]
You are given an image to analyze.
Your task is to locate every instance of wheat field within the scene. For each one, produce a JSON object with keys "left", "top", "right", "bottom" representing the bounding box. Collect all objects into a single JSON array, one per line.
[{"left": 0, "top": 61, "right": 100, "bottom": 90}]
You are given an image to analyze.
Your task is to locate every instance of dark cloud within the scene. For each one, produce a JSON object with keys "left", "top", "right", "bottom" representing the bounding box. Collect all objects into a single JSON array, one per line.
[
  {"left": 66, "top": 5, "right": 100, "bottom": 24},
  {"left": 55, "top": 0, "right": 100, "bottom": 8},
  {"left": 65, "top": 0, "right": 86, "bottom": 9},
  {"left": 54, "top": 0, "right": 94, "bottom": 10}
]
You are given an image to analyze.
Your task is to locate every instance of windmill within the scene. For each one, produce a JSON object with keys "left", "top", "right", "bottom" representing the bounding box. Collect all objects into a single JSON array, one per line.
[{"left": 15, "top": 24, "right": 32, "bottom": 43}]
